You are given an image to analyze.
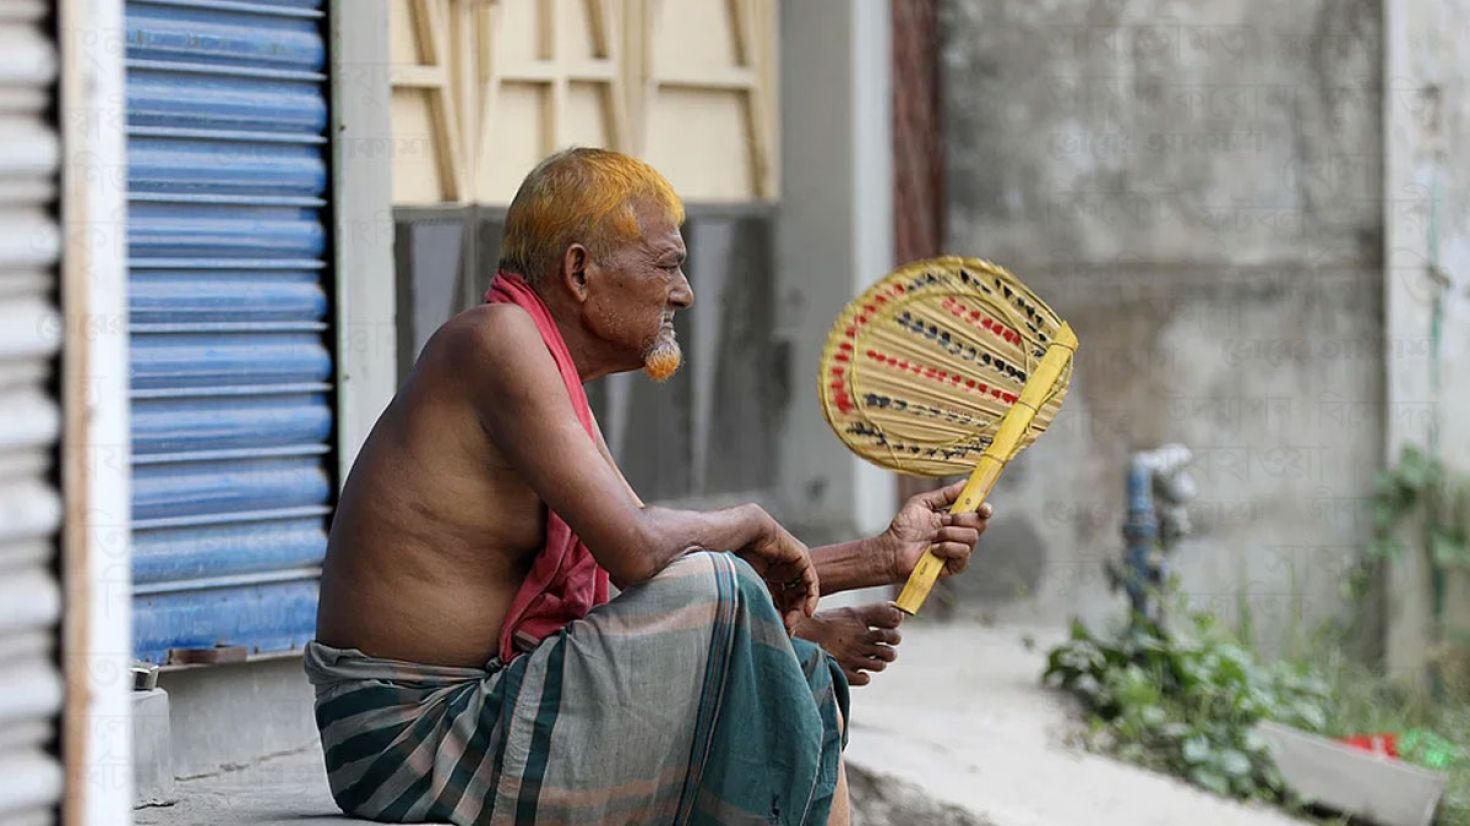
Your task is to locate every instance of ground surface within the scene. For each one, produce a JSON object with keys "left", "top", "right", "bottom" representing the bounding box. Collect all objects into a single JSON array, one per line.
[
  {"left": 135, "top": 623, "right": 1309, "bottom": 826},
  {"left": 843, "top": 623, "right": 1308, "bottom": 826}
]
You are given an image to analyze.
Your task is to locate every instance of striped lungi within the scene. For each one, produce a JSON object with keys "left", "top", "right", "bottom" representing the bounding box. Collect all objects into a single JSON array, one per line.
[{"left": 304, "top": 550, "right": 849, "bottom": 825}]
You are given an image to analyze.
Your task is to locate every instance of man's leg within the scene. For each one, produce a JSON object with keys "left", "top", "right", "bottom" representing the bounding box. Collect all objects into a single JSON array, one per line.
[
  {"left": 306, "top": 553, "right": 851, "bottom": 825},
  {"left": 828, "top": 707, "right": 851, "bottom": 826},
  {"left": 789, "top": 629, "right": 851, "bottom": 826},
  {"left": 508, "top": 550, "right": 850, "bottom": 825},
  {"left": 831, "top": 760, "right": 851, "bottom": 826}
]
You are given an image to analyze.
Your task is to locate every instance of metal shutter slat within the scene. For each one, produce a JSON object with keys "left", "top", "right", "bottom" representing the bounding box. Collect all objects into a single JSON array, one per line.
[{"left": 126, "top": 0, "right": 333, "bottom": 665}]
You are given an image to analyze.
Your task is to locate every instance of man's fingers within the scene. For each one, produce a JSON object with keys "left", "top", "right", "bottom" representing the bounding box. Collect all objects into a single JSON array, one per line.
[
  {"left": 931, "top": 538, "right": 976, "bottom": 560},
  {"left": 936, "top": 543, "right": 971, "bottom": 573},
  {"left": 937, "top": 526, "right": 980, "bottom": 547},
  {"left": 948, "top": 511, "right": 989, "bottom": 531},
  {"left": 928, "top": 494, "right": 993, "bottom": 520},
  {"left": 807, "top": 559, "right": 820, "bottom": 592},
  {"left": 847, "top": 670, "right": 871, "bottom": 686},
  {"left": 767, "top": 553, "right": 818, "bottom": 619},
  {"left": 938, "top": 478, "right": 967, "bottom": 501},
  {"left": 781, "top": 581, "right": 807, "bottom": 630},
  {"left": 803, "top": 561, "right": 820, "bottom": 616},
  {"left": 917, "top": 479, "right": 967, "bottom": 510}
]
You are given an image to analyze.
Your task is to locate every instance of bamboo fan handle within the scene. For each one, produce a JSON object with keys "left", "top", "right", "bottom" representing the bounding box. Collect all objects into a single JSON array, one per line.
[{"left": 894, "top": 323, "right": 1079, "bottom": 615}]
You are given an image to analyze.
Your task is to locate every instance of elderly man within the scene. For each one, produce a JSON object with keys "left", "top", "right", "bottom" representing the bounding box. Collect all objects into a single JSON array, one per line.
[{"left": 307, "top": 148, "right": 989, "bottom": 825}]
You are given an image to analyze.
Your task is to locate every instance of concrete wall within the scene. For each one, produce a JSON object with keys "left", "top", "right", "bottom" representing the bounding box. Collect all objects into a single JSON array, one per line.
[
  {"left": 775, "top": 0, "right": 897, "bottom": 543},
  {"left": 1383, "top": 0, "right": 1470, "bottom": 682},
  {"left": 936, "top": 0, "right": 1385, "bottom": 643}
]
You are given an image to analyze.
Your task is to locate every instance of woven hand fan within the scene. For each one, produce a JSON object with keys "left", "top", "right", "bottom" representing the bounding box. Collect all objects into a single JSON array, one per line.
[{"left": 818, "top": 256, "right": 1078, "bottom": 614}]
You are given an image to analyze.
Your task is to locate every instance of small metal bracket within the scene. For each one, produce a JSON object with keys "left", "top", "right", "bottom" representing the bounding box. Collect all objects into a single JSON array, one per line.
[
  {"left": 131, "top": 662, "right": 160, "bottom": 691},
  {"left": 165, "top": 645, "right": 249, "bottom": 666}
]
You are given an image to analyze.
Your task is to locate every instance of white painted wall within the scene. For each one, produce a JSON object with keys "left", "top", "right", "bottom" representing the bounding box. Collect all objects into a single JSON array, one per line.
[
  {"left": 332, "top": 0, "right": 399, "bottom": 481},
  {"left": 776, "top": 0, "right": 896, "bottom": 543},
  {"left": 59, "top": 0, "right": 133, "bottom": 821}
]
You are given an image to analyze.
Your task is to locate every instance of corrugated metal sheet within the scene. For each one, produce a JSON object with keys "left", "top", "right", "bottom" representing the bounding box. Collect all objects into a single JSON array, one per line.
[
  {"left": 0, "top": 3, "right": 64, "bottom": 822},
  {"left": 126, "top": 0, "right": 334, "bottom": 665}
]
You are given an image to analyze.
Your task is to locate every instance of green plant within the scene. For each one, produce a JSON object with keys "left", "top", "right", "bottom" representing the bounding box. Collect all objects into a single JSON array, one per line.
[
  {"left": 1367, "top": 445, "right": 1470, "bottom": 570},
  {"left": 1354, "top": 445, "right": 1470, "bottom": 693},
  {"left": 1043, "top": 612, "right": 1330, "bottom": 803},
  {"left": 1044, "top": 445, "right": 1470, "bottom": 819}
]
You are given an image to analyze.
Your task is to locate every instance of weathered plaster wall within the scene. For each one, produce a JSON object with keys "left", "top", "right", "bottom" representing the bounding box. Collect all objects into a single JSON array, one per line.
[
  {"left": 1383, "top": 0, "right": 1470, "bottom": 682},
  {"left": 936, "top": 0, "right": 1385, "bottom": 643},
  {"left": 775, "top": 0, "right": 897, "bottom": 543}
]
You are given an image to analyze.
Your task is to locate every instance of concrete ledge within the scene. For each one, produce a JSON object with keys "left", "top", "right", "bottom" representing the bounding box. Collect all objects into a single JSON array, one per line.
[
  {"left": 1257, "top": 721, "right": 1447, "bottom": 826},
  {"left": 132, "top": 689, "right": 176, "bottom": 808},
  {"left": 155, "top": 656, "right": 318, "bottom": 779}
]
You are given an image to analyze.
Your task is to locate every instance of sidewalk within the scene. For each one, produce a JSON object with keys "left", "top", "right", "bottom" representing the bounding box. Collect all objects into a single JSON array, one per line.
[
  {"left": 135, "top": 623, "right": 1309, "bottom": 826},
  {"left": 133, "top": 745, "right": 355, "bottom": 826},
  {"left": 843, "top": 623, "right": 1308, "bottom": 826}
]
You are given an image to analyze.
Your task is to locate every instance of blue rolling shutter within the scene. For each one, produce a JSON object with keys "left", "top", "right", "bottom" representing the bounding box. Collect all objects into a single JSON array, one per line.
[{"left": 125, "top": 0, "right": 334, "bottom": 664}]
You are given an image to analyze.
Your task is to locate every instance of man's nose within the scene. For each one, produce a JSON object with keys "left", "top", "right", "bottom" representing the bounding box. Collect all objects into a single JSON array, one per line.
[{"left": 670, "top": 271, "right": 694, "bottom": 309}]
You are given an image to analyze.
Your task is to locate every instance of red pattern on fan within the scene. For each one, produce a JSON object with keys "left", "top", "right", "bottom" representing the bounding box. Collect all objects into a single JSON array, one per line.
[{"left": 818, "top": 257, "right": 1071, "bottom": 478}]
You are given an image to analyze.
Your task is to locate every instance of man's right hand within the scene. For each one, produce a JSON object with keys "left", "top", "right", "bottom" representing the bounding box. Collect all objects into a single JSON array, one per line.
[{"left": 730, "top": 505, "right": 819, "bottom": 634}]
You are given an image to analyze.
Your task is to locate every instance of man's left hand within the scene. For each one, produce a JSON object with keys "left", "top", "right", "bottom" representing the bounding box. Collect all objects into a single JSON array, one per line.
[{"left": 875, "top": 480, "right": 992, "bottom": 583}]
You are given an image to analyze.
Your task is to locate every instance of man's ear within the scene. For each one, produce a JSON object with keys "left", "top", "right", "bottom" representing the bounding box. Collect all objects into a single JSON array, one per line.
[{"left": 560, "top": 243, "right": 591, "bottom": 301}]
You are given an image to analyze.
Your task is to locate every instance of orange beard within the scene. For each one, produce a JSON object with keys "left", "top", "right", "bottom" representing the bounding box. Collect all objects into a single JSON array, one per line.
[{"left": 643, "top": 338, "right": 682, "bottom": 382}]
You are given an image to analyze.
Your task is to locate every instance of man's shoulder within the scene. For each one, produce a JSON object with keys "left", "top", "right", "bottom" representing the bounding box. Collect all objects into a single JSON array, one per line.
[
  {"left": 417, "top": 303, "right": 563, "bottom": 410},
  {"left": 426, "top": 303, "right": 542, "bottom": 370}
]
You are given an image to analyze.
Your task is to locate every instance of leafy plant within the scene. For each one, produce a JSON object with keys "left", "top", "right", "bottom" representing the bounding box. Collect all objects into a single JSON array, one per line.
[
  {"left": 1043, "top": 600, "right": 1470, "bottom": 823},
  {"left": 1354, "top": 445, "right": 1470, "bottom": 692},
  {"left": 1044, "top": 445, "right": 1470, "bottom": 818},
  {"left": 1367, "top": 445, "right": 1470, "bottom": 570},
  {"left": 1043, "top": 612, "right": 1330, "bottom": 803}
]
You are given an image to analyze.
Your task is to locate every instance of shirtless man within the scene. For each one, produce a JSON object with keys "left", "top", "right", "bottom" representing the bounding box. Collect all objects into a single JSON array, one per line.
[{"left": 307, "top": 148, "right": 990, "bottom": 825}]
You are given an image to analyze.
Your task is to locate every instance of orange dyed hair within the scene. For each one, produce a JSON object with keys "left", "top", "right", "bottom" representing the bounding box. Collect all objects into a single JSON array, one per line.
[{"left": 498, "top": 147, "right": 685, "bottom": 284}]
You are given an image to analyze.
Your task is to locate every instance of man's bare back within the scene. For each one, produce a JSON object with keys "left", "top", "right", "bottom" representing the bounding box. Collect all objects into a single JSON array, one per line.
[
  {"left": 314, "top": 195, "right": 819, "bottom": 670},
  {"left": 316, "top": 305, "right": 551, "bottom": 667}
]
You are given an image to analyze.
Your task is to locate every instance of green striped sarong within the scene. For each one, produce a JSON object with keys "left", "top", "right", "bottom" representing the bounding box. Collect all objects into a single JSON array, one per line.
[{"left": 305, "top": 550, "right": 850, "bottom": 825}]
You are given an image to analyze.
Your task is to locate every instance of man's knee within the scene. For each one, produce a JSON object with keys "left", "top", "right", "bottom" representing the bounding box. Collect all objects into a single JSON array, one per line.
[{"left": 643, "top": 550, "right": 774, "bottom": 620}]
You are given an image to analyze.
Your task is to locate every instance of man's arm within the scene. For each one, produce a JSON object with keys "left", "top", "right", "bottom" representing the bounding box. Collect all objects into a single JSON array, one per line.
[
  {"left": 444, "top": 306, "right": 816, "bottom": 627},
  {"left": 808, "top": 538, "right": 889, "bottom": 594},
  {"left": 588, "top": 409, "right": 644, "bottom": 507}
]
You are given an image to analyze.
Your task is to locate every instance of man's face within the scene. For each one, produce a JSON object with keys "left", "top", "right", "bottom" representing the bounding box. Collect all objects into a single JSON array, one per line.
[{"left": 583, "top": 202, "right": 693, "bottom": 381}]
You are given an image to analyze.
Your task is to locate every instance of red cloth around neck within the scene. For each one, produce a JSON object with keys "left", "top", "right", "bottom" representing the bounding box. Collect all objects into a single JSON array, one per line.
[{"left": 485, "top": 271, "right": 610, "bottom": 663}]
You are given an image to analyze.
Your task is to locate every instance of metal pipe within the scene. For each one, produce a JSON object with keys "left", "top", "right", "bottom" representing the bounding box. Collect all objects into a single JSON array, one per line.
[{"left": 1122, "top": 459, "right": 1157, "bottom": 619}]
